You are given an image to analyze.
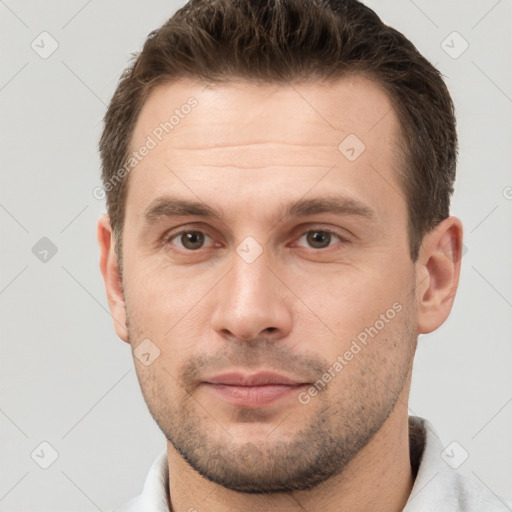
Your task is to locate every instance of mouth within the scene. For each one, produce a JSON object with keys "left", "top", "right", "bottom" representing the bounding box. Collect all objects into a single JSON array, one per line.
[{"left": 202, "top": 371, "right": 310, "bottom": 408}]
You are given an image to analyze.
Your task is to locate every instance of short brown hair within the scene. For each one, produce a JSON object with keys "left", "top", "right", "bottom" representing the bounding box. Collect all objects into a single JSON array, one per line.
[{"left": 99, "top": 0, "right": 457, "bottom": 266}]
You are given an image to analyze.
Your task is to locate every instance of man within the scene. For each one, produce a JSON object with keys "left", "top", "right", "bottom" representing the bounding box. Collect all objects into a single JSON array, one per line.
[{"left": 97, "top": 0, "right": 511, "bottom": 510}]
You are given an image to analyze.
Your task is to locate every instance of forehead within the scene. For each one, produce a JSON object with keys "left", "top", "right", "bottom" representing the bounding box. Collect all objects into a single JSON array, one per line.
[
  {"left": 132, "top": 74, "right": 398, "bottom": 150},
  {"left": 125, "top": 75, "right": 405, "bottom": 226}
]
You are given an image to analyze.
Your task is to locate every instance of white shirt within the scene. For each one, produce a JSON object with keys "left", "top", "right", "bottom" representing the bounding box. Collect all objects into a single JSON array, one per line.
[{"left": 112, "top": 416, "right": 512, "bottom": 511}]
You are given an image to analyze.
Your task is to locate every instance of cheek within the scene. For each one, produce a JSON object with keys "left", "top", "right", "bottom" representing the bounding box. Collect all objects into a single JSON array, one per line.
[
  {"left": 294, "top": 268, "right": 411, "bottom": 362},
  {"left": 123, "top": 264, "right": 219, "bottom": 367},
  {"left": 125, "top": 261, "right": 200, "bottom": 320},
  {"left": 294, "top": 264, "right": 403, "bottom": 324}
]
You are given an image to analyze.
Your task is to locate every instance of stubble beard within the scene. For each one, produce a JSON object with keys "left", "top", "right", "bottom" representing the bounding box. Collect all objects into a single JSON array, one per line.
[{"left": 127, "top": 301, "right": 416, "bottom": 494}]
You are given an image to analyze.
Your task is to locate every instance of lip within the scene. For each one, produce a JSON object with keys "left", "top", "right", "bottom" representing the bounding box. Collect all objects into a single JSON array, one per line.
[
  {"left": 205, "top": 371, "right": 305, "bottom": 386},
  {"left": 202, "top": 371, "right": 309, "bottom": 408}
]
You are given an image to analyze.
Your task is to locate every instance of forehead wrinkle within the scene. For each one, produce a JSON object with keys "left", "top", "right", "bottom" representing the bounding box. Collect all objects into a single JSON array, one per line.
[{"left": 152, "top": 139, "right": 343, "bottom": 169}]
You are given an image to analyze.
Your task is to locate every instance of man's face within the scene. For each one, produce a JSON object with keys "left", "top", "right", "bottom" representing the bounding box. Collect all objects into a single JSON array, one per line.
[{"left": 119, "top": 76, "right": 419, "bottom": 492}]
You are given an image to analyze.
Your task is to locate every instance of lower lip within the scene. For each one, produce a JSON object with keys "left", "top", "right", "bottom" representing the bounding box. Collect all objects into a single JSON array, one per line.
[{"left": 203, "top": 383, "right": 306, "bottom": 407}]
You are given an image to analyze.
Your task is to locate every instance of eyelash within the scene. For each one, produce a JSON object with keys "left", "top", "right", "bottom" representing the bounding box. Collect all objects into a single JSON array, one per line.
[{"left": 162, "top": 227, "right": 349, "bottom": 252}]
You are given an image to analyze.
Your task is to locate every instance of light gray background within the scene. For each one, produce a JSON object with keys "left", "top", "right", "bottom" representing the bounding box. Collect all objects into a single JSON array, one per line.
[{"left": 1, "top": 0, "right": 511, "bottom": 510}]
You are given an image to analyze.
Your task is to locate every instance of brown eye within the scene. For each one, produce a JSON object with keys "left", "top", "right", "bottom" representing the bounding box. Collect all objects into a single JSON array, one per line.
[
  {"left": 180, "top": 231, "right": 205, "bottom": 250},
  {"left": 167, "top": 230, "right": 212, "bottom": 251},
  {"left": 306, "top": 231, "right": 333, "bottom": 249}
]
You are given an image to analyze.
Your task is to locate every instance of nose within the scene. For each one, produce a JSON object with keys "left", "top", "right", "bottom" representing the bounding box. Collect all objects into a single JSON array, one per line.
[{"left": 210, "top": 249, "right": 293, "bottom": 343}]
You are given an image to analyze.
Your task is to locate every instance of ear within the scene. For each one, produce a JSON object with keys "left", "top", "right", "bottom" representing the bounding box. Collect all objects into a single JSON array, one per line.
[
  {"left": 97, "top": 215, "right": 129, "bottom": 343},
  {"left": 415, "top": 216, "right": 464, "bottom": 335}
]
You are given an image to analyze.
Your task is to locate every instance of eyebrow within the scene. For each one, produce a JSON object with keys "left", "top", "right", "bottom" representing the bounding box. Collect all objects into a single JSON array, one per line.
[{"left": 142, "top": 194, "right": 376, "bottom": 226}]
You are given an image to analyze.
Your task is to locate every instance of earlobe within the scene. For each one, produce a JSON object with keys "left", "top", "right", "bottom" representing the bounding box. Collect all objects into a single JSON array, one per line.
[
  {"left": 416, "top": 217, "right": 463, "bottom": 335},
  {"left": 97, "top": 215, "right": 129, "bottom": 343}
]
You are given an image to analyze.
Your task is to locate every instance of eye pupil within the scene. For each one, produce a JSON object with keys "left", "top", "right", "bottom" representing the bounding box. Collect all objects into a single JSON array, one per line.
[
  {"left": 307, "top": 231, "right": 331, "bottom": 249},
  {"left": 182, "top": 231, "right": 205, "bottom": 250}
]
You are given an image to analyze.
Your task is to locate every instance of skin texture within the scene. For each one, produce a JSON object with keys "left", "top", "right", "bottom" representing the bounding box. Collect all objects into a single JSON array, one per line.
[{"left": 98, "top": 75, "right": 463, "bottom": 512}]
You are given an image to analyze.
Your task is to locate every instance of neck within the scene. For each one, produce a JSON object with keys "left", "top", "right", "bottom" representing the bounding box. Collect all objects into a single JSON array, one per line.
[{"left": 166, "top": 389, "right": 414, "bottom": 512}]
